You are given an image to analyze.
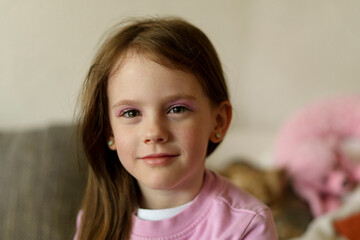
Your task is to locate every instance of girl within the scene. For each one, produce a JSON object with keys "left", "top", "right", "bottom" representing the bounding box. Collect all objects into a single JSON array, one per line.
[{"left": 74, "top": 17, "right": 277, "bottom": 239}]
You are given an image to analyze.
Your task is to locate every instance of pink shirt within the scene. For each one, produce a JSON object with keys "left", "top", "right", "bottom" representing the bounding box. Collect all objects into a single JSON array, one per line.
[
  {"left": 74, "top": 170, "right": 278, "bottom": 239},
  {"left": 131, "top": 170, "right": 277, "bottom": 239}
]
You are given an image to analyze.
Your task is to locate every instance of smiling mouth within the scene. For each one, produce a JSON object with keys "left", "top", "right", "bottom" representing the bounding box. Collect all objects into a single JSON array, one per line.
[{"left": 140, "top": 153, "right": 179, "bottom": 166}]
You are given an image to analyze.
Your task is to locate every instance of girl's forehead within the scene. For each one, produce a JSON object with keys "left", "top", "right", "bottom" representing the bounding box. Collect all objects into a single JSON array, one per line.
[
  {"left": 109, "top": 52, "right": 197, "bottom": 88},
  {"left": 107, "top": 52, "right": 212, "bottom": 105},
  {"left": 109, "top": 50, "right": 191, "bottom": 80}
]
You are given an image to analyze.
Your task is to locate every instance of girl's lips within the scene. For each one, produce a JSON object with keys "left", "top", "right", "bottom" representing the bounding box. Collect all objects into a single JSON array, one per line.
[
  {"left": 140, "top": 153, "right": 179, "bottom": 166},
  {"left": 141, "top": 153, "right": 179, "bottom": 159}
]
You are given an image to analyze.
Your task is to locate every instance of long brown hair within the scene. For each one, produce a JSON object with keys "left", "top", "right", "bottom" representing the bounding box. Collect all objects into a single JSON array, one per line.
[{"left": 77, "top": 17, "right": 229, "bottom": 239}]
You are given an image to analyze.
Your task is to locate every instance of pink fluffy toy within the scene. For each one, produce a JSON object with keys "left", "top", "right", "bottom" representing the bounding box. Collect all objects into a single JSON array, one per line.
[{"left": 275, "top": 96, "right": 360, "bottom": 217}]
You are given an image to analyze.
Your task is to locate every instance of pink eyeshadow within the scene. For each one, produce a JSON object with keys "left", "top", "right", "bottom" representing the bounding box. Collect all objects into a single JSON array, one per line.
[
  {"left": 167, "top": 99, "right": 199, "bottom": 112},
  {"left": 114, "top": 106, "right": 136, "bottom": 117}
]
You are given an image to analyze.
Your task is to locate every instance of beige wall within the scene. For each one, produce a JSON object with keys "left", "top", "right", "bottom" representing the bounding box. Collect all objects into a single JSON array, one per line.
[{"left": 1, "top": 0, "right": 360, "bottom": 131}]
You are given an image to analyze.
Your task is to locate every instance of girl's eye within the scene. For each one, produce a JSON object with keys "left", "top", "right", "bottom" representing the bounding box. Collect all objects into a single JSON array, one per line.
[
  {"left": 168, "top": 105, "right": 189, "bottom": 114},
  {"left": 121, "top": 109, "right": 142, "bottom": 118}
]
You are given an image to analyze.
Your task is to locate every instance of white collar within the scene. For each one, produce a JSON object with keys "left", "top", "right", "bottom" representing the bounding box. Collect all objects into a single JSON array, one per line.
[{"left": 137, "top": 201, "right": 193, "bottom": 221}]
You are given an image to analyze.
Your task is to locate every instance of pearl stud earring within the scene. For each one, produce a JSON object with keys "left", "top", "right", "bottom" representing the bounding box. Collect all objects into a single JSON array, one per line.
[{"left": 215, "top": 133, "right": 221, "bottom": 139}]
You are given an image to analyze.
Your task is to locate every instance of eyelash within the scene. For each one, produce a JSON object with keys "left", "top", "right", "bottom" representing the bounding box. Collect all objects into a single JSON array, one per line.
[
  {"left": 120, "top": 109, "right": 142, "bottom": 118},
  {"left": 168, "top": 105, "right": 190, "bottom": 114},
  {"left": 119, "top": 105, "right": 190, "bottom": 118}
]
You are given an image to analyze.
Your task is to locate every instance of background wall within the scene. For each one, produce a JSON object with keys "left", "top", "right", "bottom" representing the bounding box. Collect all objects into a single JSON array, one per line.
[{"left": 1, "top": 0, "right": 360, "bottom": 164}]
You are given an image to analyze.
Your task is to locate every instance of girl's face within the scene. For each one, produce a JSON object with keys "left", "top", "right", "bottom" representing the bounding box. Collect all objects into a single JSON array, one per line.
[{"left": 107, "top": 53, "right": 225, "bottom": 202}]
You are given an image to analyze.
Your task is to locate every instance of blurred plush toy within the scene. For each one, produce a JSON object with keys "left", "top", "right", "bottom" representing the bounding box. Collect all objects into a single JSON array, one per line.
[
  {"left": 220, "top": 161, "right": 285, "bottom": 205},
  {"left": 275, "top": 96, "right": 360, "bottom": 217},
  {"left": 220, "top": 161, "right": 313, "bottom": 240}
]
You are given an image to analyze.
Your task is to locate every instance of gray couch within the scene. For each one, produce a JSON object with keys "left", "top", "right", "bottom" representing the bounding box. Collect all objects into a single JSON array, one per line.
[{"left": 0, "top": 125, "right": 87, "bottom": 240}]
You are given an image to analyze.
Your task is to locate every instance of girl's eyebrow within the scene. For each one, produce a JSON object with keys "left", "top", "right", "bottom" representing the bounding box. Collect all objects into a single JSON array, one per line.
[
  {"left": 112, "top": 94, "right": 198, "bottom": 109},
  {"left": 165, "top": 94, "right": 198, "bottom": 103},
  {"left": 112, "top": 100, "right": 141, "bottom": 109}
]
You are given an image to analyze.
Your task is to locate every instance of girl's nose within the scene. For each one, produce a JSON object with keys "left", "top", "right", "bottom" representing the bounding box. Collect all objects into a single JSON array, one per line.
[{"left": 143, "top": 118, "right": 169, "bottom": 144}]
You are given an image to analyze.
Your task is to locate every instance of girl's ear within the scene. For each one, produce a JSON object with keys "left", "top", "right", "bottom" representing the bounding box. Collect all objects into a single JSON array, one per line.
[
  {"left": 108, "top": 136, "right": 117, "bottom": 151},
  {"left": 210, "top": 101, "right": 232, "bottom": 143}
]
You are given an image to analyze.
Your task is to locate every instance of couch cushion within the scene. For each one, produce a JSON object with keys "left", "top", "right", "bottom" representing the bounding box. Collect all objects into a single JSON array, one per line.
[{"left": 0, "top": 125, "right": 87, "bottom": 240}]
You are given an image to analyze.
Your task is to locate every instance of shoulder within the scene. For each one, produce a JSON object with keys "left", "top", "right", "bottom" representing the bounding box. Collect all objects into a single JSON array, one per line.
[
  {"left": 207, "top": 169, "right": 267, "bottom": 211},
  {"left": 205, "top": 170, "right": 278, "bottom": 239}
]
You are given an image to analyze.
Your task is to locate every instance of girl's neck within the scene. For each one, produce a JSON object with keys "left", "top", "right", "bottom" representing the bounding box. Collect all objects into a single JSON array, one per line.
[{"left": 138, "top": 170, "right": 205, "bottom": 209}]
